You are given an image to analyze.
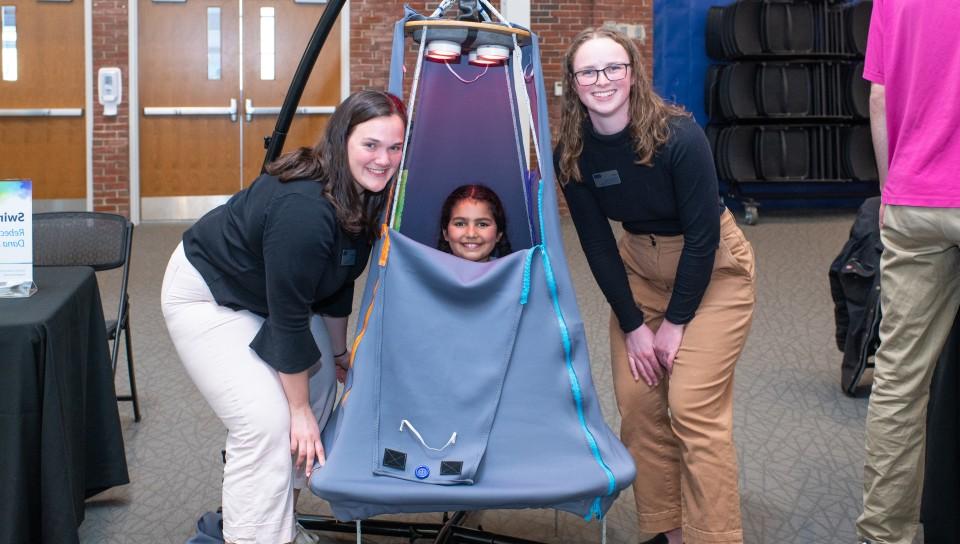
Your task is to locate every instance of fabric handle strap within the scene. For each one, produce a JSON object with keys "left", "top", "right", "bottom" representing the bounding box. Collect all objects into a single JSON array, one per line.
[{"left": 399, "top": 419, "right": 458, "bottom": 452}]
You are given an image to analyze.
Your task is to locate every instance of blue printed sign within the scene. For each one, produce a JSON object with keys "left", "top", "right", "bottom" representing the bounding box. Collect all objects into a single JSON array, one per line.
[{"left": 0, "top": 180, "right": 33, "bottom": 294}]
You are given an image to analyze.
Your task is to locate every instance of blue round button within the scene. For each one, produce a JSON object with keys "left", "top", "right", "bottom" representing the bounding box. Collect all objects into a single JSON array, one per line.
[{"left": 414, "top": 465, "right": 430, "bottom": 479}]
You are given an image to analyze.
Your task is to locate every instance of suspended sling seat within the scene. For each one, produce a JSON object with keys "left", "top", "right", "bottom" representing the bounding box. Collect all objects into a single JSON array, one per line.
[{"left": 308, "top": 2, "right": 636, "bottom": 525}]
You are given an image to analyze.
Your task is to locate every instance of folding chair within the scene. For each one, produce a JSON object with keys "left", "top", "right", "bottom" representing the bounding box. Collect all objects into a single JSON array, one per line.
[
  {"left": 756, "top": 126, "right": 811, "bottom": 181},
  {"left": 724, "top": 126, "right": 761, "bottom": 182},
  {"left": 844, "top": 61, "right": 869, "bottom": 119},
  {"left": 762, "top": 3, "right": 815, "bottom": 55},
  {"left": 731, "top": 0, "right": 764, "bottom": 57},
  {"left": 33, "top": 212, "right": 141, "bottom": 421},
  {"left": 845, "top": 1, "right": 872, "bottom": 55},
  {"left": 705, "top": 6, "right": 727, "bottom": 60},
  {"left": 842, "top": 125, "right": 878, "bottom": 181},
  {"left": 718, "top": 62, "right": 759, "bottom": 119},
  {"left": 756, "top": 62, "right": 811, "bottom": 117}
]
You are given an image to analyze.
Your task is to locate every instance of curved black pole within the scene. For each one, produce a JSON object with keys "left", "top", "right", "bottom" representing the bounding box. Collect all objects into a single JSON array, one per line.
[{"left": 261, "top": 0, "right": 348, "bottom": 172}]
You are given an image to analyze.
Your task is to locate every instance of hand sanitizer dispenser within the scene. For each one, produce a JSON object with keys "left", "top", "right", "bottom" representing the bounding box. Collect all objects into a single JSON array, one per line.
[{"left": 98, "top": 67, "right": 122, "bottom": 116}]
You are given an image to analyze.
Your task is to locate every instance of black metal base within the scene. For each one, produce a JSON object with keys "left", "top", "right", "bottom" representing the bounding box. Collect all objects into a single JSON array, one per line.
[{"left": 296, "top": 512, "right": 548, "bottom": 544}]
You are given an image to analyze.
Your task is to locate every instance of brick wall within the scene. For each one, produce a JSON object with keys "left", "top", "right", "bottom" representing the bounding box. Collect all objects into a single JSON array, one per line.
[
  {"left": 85, "top": 1, "right": 651, "bottom": 219},
  {"left": 349, "top": 0, "right": 654, "bottom": 138},
  {"left": 91, "top": 0, "right": 130, "bottom": 217},
  {"left": 348, "top": 0, "right": 652, "bottom": 217}
]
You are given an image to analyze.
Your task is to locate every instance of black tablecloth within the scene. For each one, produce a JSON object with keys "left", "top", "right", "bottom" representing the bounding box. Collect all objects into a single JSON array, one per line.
[{"left": 0, "top": 266, "right": 129, "bottom": 544}]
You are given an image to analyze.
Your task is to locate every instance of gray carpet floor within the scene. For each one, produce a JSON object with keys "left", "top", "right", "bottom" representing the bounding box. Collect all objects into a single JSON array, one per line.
[{"left": 77, "top": 209, "right": 888, "bottom": 543}]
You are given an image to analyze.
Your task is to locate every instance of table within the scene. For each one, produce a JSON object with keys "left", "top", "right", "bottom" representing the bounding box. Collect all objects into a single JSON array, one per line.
[{"left": 0, "top": 266, "right": 129, "bottom": 544}]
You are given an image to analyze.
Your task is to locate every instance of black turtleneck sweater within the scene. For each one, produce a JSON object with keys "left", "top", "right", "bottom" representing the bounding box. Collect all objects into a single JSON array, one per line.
[{"left": 558, "top": 115, "right": 722, "bottom": 333}]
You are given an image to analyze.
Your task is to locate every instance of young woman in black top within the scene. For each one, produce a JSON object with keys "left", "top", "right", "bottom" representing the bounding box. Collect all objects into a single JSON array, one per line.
[
  {"left": 556, "top": 28, "right": 756, "bottom": 544},
  {"left": 161, "top": 90, "right": 406, "bottom": 544}
]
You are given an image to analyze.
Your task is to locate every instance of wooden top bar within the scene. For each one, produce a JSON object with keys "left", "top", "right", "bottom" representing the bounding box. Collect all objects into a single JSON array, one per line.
[{"left": 404, "top": 20, "right": 532, "bottom": 39}]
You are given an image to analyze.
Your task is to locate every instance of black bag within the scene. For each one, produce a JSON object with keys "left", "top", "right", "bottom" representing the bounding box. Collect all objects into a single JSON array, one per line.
[{"left": 829, "top": 196, "right": 882, "bottom": 395}]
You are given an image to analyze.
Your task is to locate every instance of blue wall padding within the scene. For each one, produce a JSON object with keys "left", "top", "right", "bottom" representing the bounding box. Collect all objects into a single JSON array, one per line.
[{"left": 653, "top": 0, "right": 734, "bottom": 126}]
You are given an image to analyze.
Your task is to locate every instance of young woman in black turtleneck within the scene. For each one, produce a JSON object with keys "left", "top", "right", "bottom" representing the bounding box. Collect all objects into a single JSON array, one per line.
[{"left": 556, "top": 28, "right": 756, "bottom": 544}]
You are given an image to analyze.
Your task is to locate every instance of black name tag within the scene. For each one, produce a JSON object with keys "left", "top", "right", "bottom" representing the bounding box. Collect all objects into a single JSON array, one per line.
[
  {"left": 592, "top": 169, "right": 622, "bottom": 187},
  {"left": 340, "top": 249, "right": 357, "bottom": 266}
]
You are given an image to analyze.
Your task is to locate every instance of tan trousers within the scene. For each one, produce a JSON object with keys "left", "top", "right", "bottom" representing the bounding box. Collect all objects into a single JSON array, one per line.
[
  {"left": 611, "top": 210, "right": 755, "bottom": 544},
  {"left": 857, "top": 205, "right": 960, "bottom": 544}
]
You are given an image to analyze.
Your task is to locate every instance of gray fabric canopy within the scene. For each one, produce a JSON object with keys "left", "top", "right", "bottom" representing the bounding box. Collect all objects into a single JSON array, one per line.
[{"left": 309, "top": 7, "right": 636, "bottom": 522}]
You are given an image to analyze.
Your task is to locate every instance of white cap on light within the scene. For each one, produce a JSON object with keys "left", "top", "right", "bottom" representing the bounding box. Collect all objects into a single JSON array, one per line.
[
  {"left": 425, "top": 40, "right": 462, "bottom": 60},
  {"left": 475, "top": 44, "right": 509, "bottom": 61},
  {"left": 468, "top": 50, "right": 501, "bottom": 66}
]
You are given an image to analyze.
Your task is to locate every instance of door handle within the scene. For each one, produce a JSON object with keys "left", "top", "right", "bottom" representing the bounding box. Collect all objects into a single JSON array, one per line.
[
  {"left": 244, "top": 98, "right": 334, "bottom": 122},
  {"left": 0, "top": 108, "right": 83, "bottom": 117},
  {"left": 144, "top": 98, "right": 238, "bottom": 122}
]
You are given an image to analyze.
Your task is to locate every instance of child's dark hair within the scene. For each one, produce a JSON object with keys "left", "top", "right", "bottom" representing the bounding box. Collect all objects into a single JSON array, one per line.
[{"left": 437, "top": 184, "right": 512, "bottom": 258}]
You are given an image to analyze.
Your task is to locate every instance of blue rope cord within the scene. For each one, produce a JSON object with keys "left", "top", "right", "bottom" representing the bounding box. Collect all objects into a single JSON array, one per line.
[
  {"left": 520, "top": 245, "right": 539, "bottom": 305},
  {"left": 535, "top": 180, "right": 615, "bottom": 520}
]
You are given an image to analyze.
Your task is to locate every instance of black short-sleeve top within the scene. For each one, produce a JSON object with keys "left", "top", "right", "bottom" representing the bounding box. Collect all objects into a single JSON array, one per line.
[{"left": 183, "top": 174, "right": 372, "bottom": 373}]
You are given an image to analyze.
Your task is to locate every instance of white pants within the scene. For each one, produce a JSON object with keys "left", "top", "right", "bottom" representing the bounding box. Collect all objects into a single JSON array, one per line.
[{"left": 161, "top": 243, "right": 337, "bottom": 544}]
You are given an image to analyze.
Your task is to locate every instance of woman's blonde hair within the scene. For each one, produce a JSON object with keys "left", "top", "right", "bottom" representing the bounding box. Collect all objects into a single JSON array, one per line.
[{"left": 556, "top": 27, "right": 688, "bottom": 185}]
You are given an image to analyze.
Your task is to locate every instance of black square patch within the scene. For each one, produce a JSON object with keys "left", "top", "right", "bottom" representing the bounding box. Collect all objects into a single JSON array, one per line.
[
  {"left": 383, "top": 448, "right": 407, "bottom": 471},
  {"left": 440, "top": 461, "right": 463, "bottom": 476},
  {"left": 340, "top": 249, "right": 357, "bottom": 266}
]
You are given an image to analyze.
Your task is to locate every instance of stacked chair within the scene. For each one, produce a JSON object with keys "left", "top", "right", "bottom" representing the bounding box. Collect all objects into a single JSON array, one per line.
[{"left": 706, "top": 0, "right": 877, "bottom": 224}]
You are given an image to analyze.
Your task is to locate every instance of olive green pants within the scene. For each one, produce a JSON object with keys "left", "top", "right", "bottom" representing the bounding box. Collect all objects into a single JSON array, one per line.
[{"left": 858, "top": 205, "right": 960, "bottom": 544}]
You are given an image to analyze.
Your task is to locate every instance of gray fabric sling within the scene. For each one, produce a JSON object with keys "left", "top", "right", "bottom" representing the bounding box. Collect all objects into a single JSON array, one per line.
[{"left": 309, "top": 7, "right": 636, "bottom": 522}]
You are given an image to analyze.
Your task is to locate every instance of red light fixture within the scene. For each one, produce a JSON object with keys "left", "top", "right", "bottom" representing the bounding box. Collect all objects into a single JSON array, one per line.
[
  {"left": 468, "top": 50, "right": 501, "bottom": 66},
  {"left": 475, "top": 44, "right": 510, "bottom": 62},
  {"left": 425, "top": 40, "right": 462, "bottom": 61}
]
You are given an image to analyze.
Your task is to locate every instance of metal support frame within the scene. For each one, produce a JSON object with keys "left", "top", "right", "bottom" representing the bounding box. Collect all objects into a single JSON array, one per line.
[
  {"left": 278, "top": 6, "right": 549, "bottom": 544},
  {"left": 297, "top": 512, "right": 548, "bottom": 544},
  {"left": 260, "top": 0, "right": 347, "bottom": 170}
]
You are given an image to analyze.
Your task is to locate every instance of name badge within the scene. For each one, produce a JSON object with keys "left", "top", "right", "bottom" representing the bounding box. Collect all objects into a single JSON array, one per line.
[
  {"left": 340, "top": 249, "right": 357, "bottom": 266},
  {"left": 592, "top": 170, "right": 622, "bottom": 187}
]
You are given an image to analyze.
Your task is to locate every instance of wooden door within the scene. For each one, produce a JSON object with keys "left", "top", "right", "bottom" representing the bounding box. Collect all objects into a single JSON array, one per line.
[
  {"left": 139, "top": 0, "right": 241, "bottom": 214},
  {"left": 138, "top": 0, "right": 339, "bottom": 220},
  {"left": 0, "top": 0, "right": 85, "bottom": 206},
  {"left": 241, "top": 1, "right": 339, "bottom": 185}
]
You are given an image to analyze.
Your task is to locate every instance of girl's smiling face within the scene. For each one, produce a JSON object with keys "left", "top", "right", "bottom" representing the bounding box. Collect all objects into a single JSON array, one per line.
[{"left": 442, "top": 198, "right": 503, "bottom": 262}]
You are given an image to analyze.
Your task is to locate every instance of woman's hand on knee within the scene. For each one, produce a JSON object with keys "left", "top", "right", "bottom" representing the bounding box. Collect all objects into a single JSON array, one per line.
[
  {"left": 334, "top": 350, "right": 350, "bottom": 384},
  {"left": 653, "top": 320, "right": 685, "bottom": 376},
  {"left": 289, "top": 406, "right": 324, "bottom": 477},
  {"left": 625, "top": 324, "right": 661, "bottom": 387}
]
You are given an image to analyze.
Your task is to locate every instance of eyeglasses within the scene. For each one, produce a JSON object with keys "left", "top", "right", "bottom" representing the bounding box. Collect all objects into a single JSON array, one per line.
[{"left": 573, "top": 63, "right": 631, "bottom": 86}]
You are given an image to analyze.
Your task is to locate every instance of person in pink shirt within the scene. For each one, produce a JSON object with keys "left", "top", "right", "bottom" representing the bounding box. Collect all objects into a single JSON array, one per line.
[{"left": 858, "top": 1, "right": 960, "bottom": 543}]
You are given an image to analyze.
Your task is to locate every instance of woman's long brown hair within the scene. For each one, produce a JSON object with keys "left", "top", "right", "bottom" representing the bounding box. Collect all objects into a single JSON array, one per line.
[
  {"left": 266, "top": 89, "right": 407, "bottom": 239},
  {"left": 556, "top": 27, "right": 688, "bottom": 185}
]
